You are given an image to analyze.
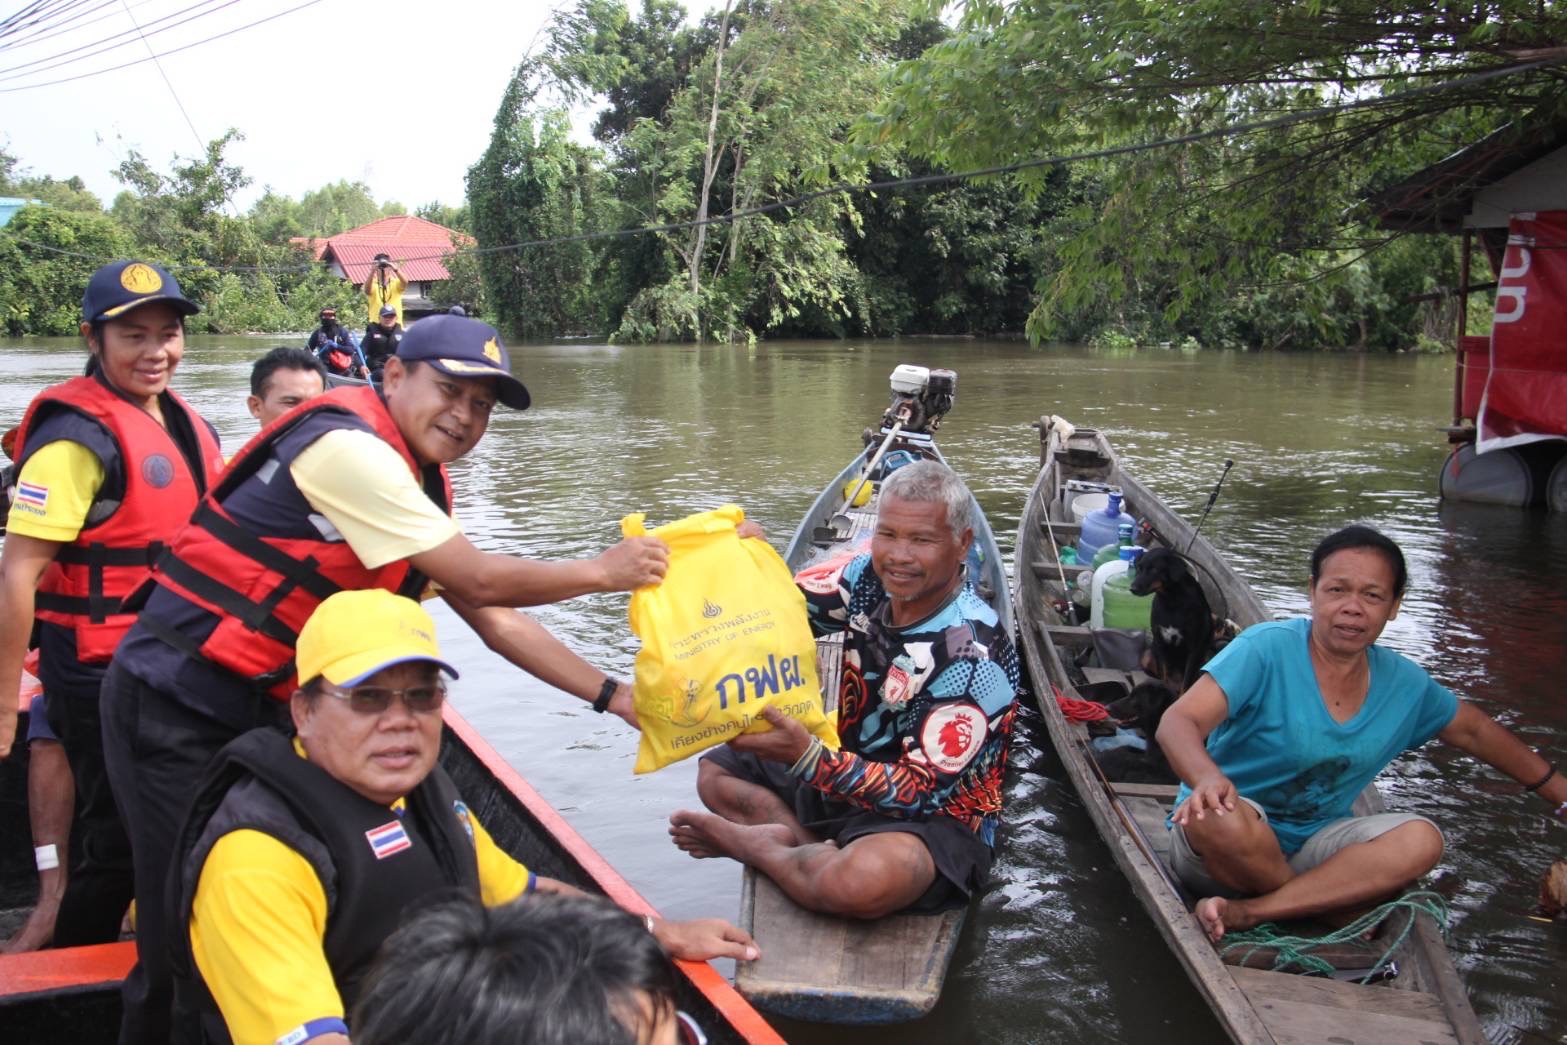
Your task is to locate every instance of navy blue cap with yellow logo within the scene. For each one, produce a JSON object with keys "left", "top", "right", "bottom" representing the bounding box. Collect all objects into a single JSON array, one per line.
[
  {"left": 395, "top": 315, "right": 530, "bottom": 410},
  {"left": 82, "top": 260, "right": 200, "bottom": 323}
]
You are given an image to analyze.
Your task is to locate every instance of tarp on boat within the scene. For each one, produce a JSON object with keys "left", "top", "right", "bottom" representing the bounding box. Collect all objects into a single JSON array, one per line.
[{"left": 1476, "top": 210, "right": 1567, "bottom": 453}]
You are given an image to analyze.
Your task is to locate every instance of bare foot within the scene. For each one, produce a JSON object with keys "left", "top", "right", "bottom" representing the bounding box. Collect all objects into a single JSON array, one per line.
[
  {"left": 1196, "top": 896, "right": 1262, "bottom": 942},
  {"left": 669, "top": 809, "right": 797, "bottom": 862}
]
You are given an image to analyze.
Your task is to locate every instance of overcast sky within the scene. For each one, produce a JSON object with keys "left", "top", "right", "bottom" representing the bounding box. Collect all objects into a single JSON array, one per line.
[{"left": 1, "top": 0, "right": 717, "bottom": 212}]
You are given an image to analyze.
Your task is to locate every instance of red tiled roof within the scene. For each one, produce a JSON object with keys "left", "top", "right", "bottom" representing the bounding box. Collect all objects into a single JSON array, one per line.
[{"left": 314, "top": 216, "right": 476, "bottom": 283}]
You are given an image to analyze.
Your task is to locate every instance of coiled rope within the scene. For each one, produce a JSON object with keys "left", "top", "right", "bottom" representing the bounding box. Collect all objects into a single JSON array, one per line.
[{"left": 1219, "top": 890, "right": 1450, "bottom": 984}]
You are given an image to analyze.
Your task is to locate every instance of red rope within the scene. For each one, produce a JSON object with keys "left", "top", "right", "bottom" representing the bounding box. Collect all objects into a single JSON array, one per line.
[{"left": 1052, "top": 684, "right": 1110, "bottom": 722}]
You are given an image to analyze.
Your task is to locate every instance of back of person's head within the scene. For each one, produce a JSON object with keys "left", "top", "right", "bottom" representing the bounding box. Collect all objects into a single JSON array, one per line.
[
  {"left": 1309, "top": 524, "right": 1408, "bottom": 598},
  {"left": 352, "top": 894, "right": 682, "bottom": 1045},
  {"left": 251, "top": 346, "right": 328, "bottom": 397}
]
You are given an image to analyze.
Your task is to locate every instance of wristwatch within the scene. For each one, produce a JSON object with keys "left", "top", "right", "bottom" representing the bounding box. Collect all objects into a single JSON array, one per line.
[{"left": 592, "top": 677, "right": 620, "bottom": 713}]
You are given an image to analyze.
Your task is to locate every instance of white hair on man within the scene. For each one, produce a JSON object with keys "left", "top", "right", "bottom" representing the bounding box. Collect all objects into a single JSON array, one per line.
[{"left": 879, "top": 460, "right": 973, "bottom": 539}]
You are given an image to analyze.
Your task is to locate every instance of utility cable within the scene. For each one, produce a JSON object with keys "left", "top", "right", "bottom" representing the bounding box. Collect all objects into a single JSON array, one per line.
[
  {"left": 0, "top": 0, "right": 240, "bottom": 82},
  {"left": 2, "top": 53, "right": 1562, "bottom": 271},
  {"left": 0, "top": 0, "right": 322, "bottom": 90},
  {"left": 118, "top": 0, "right": 206, "bottom": 154},
  {"left": 0, "top": 0, "right": 160, "bottom": 53}
]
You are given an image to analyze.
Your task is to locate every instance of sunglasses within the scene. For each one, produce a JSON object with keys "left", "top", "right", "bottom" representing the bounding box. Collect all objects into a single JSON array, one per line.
[
  {"left": 323, "top": 680, "right": 447, "bottom": 715},
  {"left": 675, "top": 1011, "right": 706, "bottom": 1045}
]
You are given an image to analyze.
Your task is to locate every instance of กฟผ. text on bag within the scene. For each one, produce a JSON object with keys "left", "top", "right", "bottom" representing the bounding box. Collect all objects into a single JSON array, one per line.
[{"left": 622, "top": 504, "right": 839, "bottom": 773}]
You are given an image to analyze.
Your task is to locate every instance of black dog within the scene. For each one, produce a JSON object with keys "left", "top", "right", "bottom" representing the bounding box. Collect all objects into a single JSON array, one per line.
[
  {"left": 1130, "top": 546, "right": 1214, "bottom": 692},
  {"left": 1094, "top": 681, "right": 1178, "bottom": 783}
]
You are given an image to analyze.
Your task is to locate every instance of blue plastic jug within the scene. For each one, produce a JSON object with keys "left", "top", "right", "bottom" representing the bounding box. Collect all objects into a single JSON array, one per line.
[{"left": 1078, "top": 490, "right": 1135, "bottom": 562}]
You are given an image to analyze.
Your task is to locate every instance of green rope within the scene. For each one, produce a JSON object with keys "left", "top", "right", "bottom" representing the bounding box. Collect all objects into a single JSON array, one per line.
[{"left": 1218, "top": 891, "right": 1450, "bottom": 983}]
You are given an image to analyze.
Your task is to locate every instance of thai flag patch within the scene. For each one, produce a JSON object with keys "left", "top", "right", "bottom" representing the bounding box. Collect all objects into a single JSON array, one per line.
[
  {"left": 365, "top": 820, "right": 412, "bottom": 860},
  {"left": 14, "top": 481, "right": 48, "bottom": 514}
]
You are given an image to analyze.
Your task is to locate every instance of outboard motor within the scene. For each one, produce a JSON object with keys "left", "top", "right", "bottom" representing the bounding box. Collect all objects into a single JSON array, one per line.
[{"left": 882, "top": 364, "right": 957, "bottom": 436}]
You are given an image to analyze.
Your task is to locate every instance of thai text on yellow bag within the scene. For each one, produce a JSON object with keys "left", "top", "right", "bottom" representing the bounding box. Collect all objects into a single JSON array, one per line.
[{"left": 622, "top": 505, "right": 839, "bottom": 774}]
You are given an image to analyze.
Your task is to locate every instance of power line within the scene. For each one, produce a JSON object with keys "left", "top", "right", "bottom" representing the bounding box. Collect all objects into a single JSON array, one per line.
[
  {"left": 119, "top": 0, "right": 204, "bottom": 154},
  {"left": 2, "top": 53, "right": 1561, "bottom": 272},
  {"left": 0, "top": 0, "right": 323, "bottom": 90},
  {"left": 0, "top": 0, "right": 161, "bottom": 53},
  {"left": 0, "top": 0, "right": 241, "bottom": 82},
  {"left": 0, "top": 0, "right": 73, "bottom": 37}
]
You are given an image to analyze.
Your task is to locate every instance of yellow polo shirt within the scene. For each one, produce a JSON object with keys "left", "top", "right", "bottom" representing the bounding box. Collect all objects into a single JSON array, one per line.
[
  {"left": 364, "top": 271, "right": 408, "bottom": 327},
  {"left": 5, "top": 440, "right": 105, "bottom": 542},
  {"left": 189, "top": 743, "right": 534, "bottom": 1045},
  {"left": 288, "top": 428, "right": 459, "bottom": 568}
]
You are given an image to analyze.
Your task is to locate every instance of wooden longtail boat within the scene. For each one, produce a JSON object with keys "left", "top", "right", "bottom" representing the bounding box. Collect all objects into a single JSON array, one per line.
[
  {"left": 0, "top": 702, "right": 783, "bottom": 1045},
  {"left": 1012, "top": 417, "right": 1485, "bottom": 1045},
  {"left": 732, "top": 364, "right": 1012, "bottom": 1025}
]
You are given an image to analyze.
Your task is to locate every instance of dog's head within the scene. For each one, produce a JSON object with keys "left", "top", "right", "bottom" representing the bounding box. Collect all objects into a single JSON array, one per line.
[
  {"left": 1106, "top": 680, "right": 1179, "bottom": 735},
  {"left": 1129, "top": 546, "right": 1190, "bottom": 596}
]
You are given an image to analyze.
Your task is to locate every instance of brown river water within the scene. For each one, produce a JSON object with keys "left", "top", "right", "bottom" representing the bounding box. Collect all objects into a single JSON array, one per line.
[{"left": 1, "top": 335, "right": 1562, "bottom": 1043}]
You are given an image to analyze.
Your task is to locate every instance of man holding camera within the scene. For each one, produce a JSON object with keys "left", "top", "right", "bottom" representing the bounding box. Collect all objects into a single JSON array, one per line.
[{"left": 362, "top": 253, "right": 407, "bottom": 327}]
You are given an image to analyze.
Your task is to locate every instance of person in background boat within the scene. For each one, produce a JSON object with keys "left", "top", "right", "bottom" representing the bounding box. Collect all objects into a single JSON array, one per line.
[
  {"left": 361, "top": 305, "right": 402, "bottom": 377},
  {"left": 362, "top": 253, "right": 406, "bottom": 327},
  {"left": 247, "top": 347, "right": 327, "bottom": 428},
  {"left": 100, "top": 313, "right": 668, "bottom": 1044},
  {"left": 171, "top": 590, "right": 756, "bottom": 1045},
  {"left": 1158, "top": 525, "right": 1567, "bottom": 943},
  {"left": 352, "top": 894, "right": 700, "bottom": 1045},
  {"left": 306, "top": 309, "right": 364, "bottom": 379},
  {"left": 2, "top": 664, "right": 74, "bottom": 954},
  {"left": 0, "top": 430, "right": 74, "bottom": 955},
  {"left": 0, "top": 261, "right": 223, "bottom": 956},
  {"left": 670, "top": 461, "right": 1020, "bottom": 919}
]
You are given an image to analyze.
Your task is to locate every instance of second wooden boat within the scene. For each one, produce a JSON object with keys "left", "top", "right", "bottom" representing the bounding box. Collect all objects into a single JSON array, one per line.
[
  {"left": 1012, "top": 416, "right": 1484, "bottom": 1044},
  {"left": 0, "top": 702, "right": 783, "bottom": 1045},
  {"left": 732, "top": 364, "right": 1012, "bottom": 1025}
]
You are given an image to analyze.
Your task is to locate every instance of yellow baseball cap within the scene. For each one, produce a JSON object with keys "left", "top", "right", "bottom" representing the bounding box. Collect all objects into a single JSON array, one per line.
[{"left": 296, "top": 590, "right": 460, "bottom": 687}]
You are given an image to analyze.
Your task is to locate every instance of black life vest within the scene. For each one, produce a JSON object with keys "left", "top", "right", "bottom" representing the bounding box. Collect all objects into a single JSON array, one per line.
[{"left": 169, "top": 727, "right": 481, "bottom": 1044}]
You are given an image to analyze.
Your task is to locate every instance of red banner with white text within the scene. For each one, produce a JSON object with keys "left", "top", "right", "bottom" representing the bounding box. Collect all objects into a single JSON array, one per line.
[{"left": 1477, "top": 210, "right": 1567, "bottom": 453}]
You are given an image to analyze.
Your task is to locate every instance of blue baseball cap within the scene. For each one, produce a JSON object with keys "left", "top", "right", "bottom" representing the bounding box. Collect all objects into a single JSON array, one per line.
[
  {"left": 395, "top": 315, "right": 530, "bottom": 410},
  {"left": 82, "top": 260, "right": 199, "bottom": 323}
]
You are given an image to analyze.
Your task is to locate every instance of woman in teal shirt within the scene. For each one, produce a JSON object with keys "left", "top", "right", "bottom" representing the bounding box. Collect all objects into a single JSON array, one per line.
[{"left": 1158, "top": 525, "right": 1567, "bottom": 942}]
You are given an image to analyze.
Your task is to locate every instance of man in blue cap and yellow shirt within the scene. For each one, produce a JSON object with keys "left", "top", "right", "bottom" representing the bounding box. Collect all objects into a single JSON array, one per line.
[
  {"left": 170, "top": 589, "right": 756, "bottom": 1045},
  {"left": 0, "top": 260, "right": 223, "bottom": 952},
  {"left": 101, "top": 314, "right": 670, "bottom": 1042}
]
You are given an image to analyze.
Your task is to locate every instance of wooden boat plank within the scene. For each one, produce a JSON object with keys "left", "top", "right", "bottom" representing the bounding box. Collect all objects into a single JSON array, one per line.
[
  {"left": 1247, "top": 993, "right": 1460, "bottom": 1045},
  {"left": 1112, "top": 782, "right": 1181, "bottom": 800},
  {"left": 735, "top": 873, "right": 963, "bottom": 1024},
  {"left": 1232, "top": 967, "right": 1457, "bottom": 1023}
]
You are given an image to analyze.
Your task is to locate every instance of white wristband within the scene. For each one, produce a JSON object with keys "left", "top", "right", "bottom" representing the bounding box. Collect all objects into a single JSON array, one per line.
[
  {"left": 643, "top": 913, "right": 656, "bottom": 935},
  {"left": 35, "top": 844, "right": 59, "bottom": 871}
]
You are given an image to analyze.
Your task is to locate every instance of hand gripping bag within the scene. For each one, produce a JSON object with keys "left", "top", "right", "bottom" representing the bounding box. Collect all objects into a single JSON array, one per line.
[{"left": 622, "top": 504, "right": 839, "bottom": 773}]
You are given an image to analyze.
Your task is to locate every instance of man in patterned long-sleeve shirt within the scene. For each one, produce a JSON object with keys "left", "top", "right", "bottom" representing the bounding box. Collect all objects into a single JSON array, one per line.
[{"left": 670, "top": 461, "right": 1019, "bottom": 917}]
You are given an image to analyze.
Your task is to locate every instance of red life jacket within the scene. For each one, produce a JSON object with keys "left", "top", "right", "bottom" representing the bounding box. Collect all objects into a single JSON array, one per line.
[
  {"left": 144, "top": 386, "right": 451, "bottom": 699},
  {"left": 14, "top": 376, "right": 223, "bottom": 663}
]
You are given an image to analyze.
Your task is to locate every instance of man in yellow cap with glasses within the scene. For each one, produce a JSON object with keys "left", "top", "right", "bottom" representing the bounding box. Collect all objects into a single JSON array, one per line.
[{"left": 168, "top": 589, "right": 757, "bottom": 1045}]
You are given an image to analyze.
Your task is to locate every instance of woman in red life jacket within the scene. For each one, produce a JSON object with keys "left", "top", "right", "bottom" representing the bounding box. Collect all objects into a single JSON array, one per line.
[{"left": 0, "top": 260, "right": 224, "bottom": 950}]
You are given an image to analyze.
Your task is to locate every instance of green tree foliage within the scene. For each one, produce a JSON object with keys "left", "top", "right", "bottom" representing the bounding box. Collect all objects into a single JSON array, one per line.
[
  {"left": 0, "top": 206, "right": 132, "bottom": 335},
  {"left": 1, "top": 148, "right": 105, "bottom": 213},
  {"left": 250, "top": 180, "right": 408, "bottom": 243},
  {"left": 468, "top": 76, "right": 602, "bottom": 338},
  {"left": 875, "top": 0, "right": 1566, "bottom": 345}
]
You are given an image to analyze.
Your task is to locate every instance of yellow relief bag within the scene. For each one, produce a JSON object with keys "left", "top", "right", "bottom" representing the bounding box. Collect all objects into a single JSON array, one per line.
[{"left": 622, "top": 504, "right": 839, "bottom": 774}]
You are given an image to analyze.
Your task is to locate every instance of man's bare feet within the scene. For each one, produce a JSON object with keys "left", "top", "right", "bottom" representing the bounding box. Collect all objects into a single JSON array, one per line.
[{"left": 669, "top": 809, "right": 798, "bottom": 861}]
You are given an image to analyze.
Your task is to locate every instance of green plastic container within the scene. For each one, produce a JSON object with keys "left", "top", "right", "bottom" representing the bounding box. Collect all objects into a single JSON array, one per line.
[{"left": 1102, "top": 549, "right": 1153, "bottom": 629}]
